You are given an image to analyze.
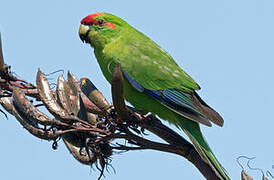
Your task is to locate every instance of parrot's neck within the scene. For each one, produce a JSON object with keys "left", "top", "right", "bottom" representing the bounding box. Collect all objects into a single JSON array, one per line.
[
  {"left": 94, "top": 47, "right": 115, "bottom": 83},
  {"left": 92, "top": 27, "right": 137, "bottom": 83},
  {"left": 92, "top": 29, "right": 129, "bottom": 83}
]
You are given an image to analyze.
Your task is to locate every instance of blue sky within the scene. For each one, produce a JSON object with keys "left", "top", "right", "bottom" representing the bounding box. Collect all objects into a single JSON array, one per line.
[{"left": 0, "top": 0, "right": 274, "bottom": 179}]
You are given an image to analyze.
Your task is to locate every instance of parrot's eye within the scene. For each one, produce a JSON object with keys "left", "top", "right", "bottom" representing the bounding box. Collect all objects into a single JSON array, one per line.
[{"left": 98, "top": 20, "right": 104, "bottom": 25}]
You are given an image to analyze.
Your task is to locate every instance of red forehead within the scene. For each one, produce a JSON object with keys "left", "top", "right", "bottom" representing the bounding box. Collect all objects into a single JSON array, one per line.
[
  {"left": 80, "top": 12, "right": 104, "bottom": 25},
  {"left": 80, "top": 12, "right": 115, "bottom": 29}
]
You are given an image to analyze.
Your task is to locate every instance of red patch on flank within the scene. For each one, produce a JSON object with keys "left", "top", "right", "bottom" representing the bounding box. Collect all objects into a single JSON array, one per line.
[
  {"left": 80, "top": 12, "right": 115, "bottom": 29},
  {"left": 80, "top": 12, "right": 103, "bottom": 25}
]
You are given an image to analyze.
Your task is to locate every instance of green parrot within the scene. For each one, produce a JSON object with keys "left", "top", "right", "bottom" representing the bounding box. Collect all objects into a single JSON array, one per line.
[{"left": 79, "top": 12, "right": 229, "bottom": 180}]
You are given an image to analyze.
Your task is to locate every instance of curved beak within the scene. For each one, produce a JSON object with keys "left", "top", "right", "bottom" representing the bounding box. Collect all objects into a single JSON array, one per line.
[{"left": 79, "top": 24, "right": 90, "bottom": 43}]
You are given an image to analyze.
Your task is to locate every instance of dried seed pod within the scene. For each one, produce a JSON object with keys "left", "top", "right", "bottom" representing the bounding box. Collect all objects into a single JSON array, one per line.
[
  {"left": 67, "top": 71, "right": 81, "bottom": 94},
  {"left": 12, "top": 110, "right": 58, "bottom": 140},
  {"left": 78, "top": 95, "right": 88, "bottom": 121},
  {"left": 86, "top": 112, "right": 97, "bottom": 125},
  {"left": 62, "top": 132, "right": 86, "bottom": 148},
  {"left": 67, "top": 71, "right": 81, "bottom": 115},
  {"left": 68, "top": 72, "right": 103, "bottom": 115},
  {"left": 0, "top": 97, "right": 14, "bottom": 115},
  {"left": 11, "top": 90, "right": 61, "bottom": 140},
  {"left": 80, "top": 77, "right": 110, "bottom": 112},
  {"left": 12, "top": 87, "right": 56, "bottom": 125},
  {"left": 82, "top": 96, "right": 104, "bottom": 115},
  {"left": 58, "top": 77, "right": 95, "bottom": 148},
  {"left": 111, "top": 63, "right": 130, "bottom": 121},
  {"left": 63, "top": 138, "right": 95, "bottom": 165},
  {"left": 36, "top": 69, "right": 71, "bottom": 122},
  {"left": 56, "top": 74, "right": 98, "bottom": 127},
  {"left": 56, "top": 74, "right": 72, "bottom": 113},
  {"left": 66, "top": 72, "right": 99, "bottom": 123}
]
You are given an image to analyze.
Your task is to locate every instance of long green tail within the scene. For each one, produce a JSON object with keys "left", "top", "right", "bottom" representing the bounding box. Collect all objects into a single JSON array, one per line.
[{"left": 177, "top": 115, "right": 230, "bottom": 180}]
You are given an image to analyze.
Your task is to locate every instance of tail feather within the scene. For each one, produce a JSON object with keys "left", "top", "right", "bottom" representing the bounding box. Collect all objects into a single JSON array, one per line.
[
  {"left": 191, "top": 92, "right": 224, "bottom": 127},
  {"left": 177, "top": 115, "right": 229, "bottom": 180}
]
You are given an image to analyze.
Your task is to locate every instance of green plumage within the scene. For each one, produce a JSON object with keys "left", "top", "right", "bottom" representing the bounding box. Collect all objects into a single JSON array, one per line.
[{"left": 80, "top": 12, "right": 229, "bottom": 180}]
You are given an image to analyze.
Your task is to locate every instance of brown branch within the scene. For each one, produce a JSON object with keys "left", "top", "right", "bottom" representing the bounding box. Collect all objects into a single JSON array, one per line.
[
  {"left": 141, "top": 117, "right": 222, "bottom": 180},
  {"left": 0, "top": 34, "right": 17, "bottom": 81},
  {"left": 0, "top": 33, "right": 5, "bottom": 76},
  {"left": 0, "top": 35, "right": 241, "bottom": 180}
]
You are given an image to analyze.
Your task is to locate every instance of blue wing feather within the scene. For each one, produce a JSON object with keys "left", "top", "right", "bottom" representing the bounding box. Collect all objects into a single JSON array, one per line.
[
  {"left": 123, "top": 72, "right": 211, "bottom": 126},
  {"left": 123, "top": 72, "right": 144, "bottom": 92}
]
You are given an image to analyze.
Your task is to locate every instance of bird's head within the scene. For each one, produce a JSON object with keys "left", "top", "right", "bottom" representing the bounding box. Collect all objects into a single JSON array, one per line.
[{"left": 79, "top": 12, "right": 127, "bottom": 48}]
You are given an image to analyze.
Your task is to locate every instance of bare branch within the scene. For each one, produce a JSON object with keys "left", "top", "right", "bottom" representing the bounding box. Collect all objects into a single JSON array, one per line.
[{"left": 0, "top": 33, "right": 4, "bottom": 74}]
